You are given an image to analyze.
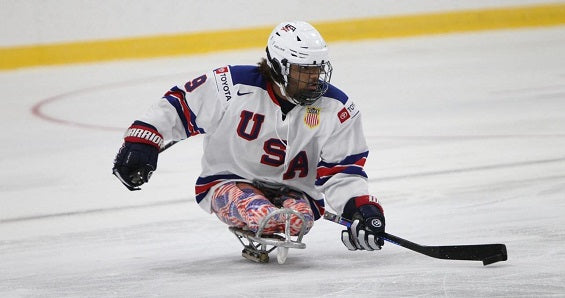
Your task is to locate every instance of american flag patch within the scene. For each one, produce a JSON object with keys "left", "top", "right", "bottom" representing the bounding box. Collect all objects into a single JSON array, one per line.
[{"left": 304, "top": 107, "right": 320, "bottom": 128}]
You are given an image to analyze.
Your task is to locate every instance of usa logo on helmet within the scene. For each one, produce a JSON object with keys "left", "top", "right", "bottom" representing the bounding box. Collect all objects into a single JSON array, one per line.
[{"left": 281, "top": 24, "right": 296, "bottom": 32}]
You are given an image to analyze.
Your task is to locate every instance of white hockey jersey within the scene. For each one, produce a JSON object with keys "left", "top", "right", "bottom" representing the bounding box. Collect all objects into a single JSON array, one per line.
[{"left": 136, "top": 65, "right": 371, "bottom": 219}]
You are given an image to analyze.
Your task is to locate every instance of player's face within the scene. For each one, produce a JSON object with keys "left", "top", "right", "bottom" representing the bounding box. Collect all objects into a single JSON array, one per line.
[
  {"left": 286, "top": 64, "right": 325, "bottom": 101},
  {"left": 287, "top": 64, "right": 322, "bottom": 94}
]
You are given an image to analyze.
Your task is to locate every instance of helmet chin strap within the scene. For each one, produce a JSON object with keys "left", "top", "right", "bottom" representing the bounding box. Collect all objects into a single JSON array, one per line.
[{"left": 273, "top": 80, "right": 302, "bottom": 106}]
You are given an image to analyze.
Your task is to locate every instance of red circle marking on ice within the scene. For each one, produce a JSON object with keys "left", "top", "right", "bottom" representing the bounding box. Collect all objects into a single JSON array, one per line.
[
  {"left": 31, "top": 88, "right": 123, "bottom": 131},
  {"left": 30, "top": 72, "right": 195, "bottom": 131}
]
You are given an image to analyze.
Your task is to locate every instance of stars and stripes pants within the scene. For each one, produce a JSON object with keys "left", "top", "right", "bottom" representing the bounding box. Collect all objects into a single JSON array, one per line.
[{"left": 211, "top": 182, "right": 314, "bottom": 235}]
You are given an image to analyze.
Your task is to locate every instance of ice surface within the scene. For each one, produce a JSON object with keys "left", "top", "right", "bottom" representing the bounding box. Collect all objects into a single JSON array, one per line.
[{"left": 1, "top": 26, "right": 565, "bottom": 297}]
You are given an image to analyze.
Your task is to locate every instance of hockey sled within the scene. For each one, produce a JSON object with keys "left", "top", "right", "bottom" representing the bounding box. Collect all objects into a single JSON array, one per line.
[{"left": 229, "top": 208, "right": 307, "bottom": 264}]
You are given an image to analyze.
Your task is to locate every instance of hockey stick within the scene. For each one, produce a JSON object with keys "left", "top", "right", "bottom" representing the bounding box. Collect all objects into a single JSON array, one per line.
[
  {"left": 323, "top": 211, "right": 507, "bottom": 266},
  {"left": 159, "top": 140, "right": 178, "bottom": 153}
]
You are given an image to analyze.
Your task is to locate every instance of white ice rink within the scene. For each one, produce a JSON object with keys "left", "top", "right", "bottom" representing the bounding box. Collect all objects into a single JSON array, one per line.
[{"left": 1, "top": 26, "right": 565, "bottom": 297}]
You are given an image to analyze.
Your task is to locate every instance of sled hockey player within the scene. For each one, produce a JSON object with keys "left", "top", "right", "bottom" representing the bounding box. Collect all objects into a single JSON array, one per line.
[{"left": 112, "top": 21, "right": 386, "bottom": 263}]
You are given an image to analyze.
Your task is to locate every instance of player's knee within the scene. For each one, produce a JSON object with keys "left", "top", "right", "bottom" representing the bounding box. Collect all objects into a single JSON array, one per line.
[
  {"left": 290, "top": 213, "right": 314, "bottom": 235},
  {"left": 246, "top": 204, "right": 279, "bottom": 231}
]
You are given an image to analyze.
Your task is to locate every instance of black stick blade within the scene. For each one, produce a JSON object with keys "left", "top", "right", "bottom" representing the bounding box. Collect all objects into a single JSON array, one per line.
[{"left": 433, "top": 244, "right": 508, "bottom": 265}]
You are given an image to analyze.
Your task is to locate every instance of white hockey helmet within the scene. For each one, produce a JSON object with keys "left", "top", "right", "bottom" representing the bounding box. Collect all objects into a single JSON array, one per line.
[{"left": 266, "top": 21, "right": 333, "bottom": 105}]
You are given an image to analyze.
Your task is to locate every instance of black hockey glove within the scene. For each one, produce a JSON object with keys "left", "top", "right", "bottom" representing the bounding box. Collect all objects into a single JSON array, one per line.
[
  {"left": 341, "top": 195, "right": 385, "bottom": 251},
  {"left": 112, "top": 121, "right": 163, "bottom": 191}
]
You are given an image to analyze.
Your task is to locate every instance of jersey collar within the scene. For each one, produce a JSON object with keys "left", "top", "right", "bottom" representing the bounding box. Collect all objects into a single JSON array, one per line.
[{"left": 266, "top": 81, "right": 280, "bottom": 107}]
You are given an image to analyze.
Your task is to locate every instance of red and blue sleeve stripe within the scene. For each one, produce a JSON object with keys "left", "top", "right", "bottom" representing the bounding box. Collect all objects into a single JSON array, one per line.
[
  {"left": 316, "top": 151, "right": 369, "bottom": 186},
  {"left": 164, "top": 86, "right": 205, "bottom": 137}
]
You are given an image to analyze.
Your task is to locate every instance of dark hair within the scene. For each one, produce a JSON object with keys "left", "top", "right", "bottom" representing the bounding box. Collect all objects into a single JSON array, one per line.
[{"left": 258, "top": 58, "right": 275, "bottom": 84}]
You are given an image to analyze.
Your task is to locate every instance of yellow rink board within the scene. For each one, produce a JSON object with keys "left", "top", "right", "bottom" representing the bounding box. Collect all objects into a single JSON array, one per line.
[{"left": 1, "top": 3, "right": 565, "bottom": 70}]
